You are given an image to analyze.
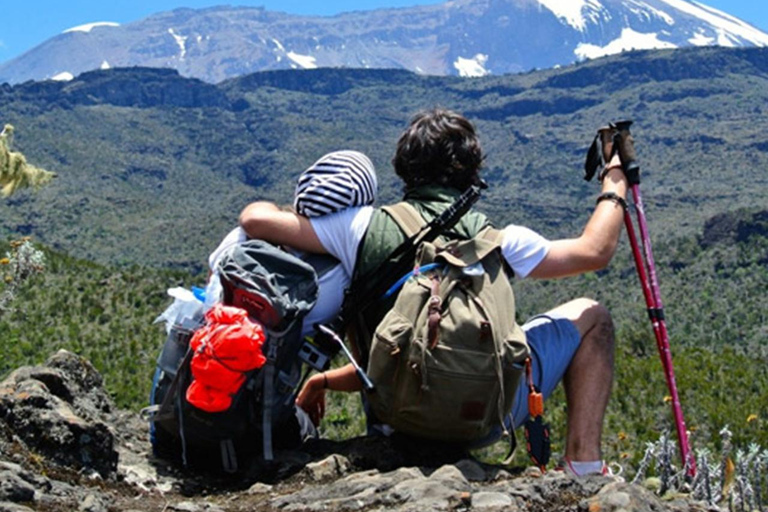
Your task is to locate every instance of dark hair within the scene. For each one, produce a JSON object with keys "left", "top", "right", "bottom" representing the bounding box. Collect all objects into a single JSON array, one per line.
[{"left": 392, "top": 108, "right": 484, "bottom": 191}]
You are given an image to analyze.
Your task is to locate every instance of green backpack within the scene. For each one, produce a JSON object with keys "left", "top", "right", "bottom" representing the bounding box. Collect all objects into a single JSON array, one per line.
[{"left": 366, "top": 203, "right": 530, "bottom": 443}]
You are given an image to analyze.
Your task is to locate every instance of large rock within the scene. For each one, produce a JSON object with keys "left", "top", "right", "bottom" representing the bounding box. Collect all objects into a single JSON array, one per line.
[{"left": 0, "top": 350, "right": 118, "bottom": 477}]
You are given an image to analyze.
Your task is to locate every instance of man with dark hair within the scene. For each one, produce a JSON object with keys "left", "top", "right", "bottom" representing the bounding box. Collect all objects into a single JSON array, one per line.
[
  {"left": 240, "top": 108, "right": 629, "bottom": 476},
  {"left": 392, "top": 108, "right": 484, "bottom": 190}
]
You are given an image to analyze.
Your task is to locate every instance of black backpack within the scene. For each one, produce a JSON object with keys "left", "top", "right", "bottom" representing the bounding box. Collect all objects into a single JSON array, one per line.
[{"left": 144, "top": 240, "right": 337, "bottom": 473}]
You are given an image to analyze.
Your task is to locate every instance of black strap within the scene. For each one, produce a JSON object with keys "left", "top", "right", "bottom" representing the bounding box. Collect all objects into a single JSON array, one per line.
[{"left": 339, "top": 185, "right": 484, "bottom": 335}]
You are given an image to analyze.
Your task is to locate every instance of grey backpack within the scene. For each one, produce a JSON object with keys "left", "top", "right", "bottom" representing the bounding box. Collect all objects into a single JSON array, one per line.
[{"left": 147, "top": 240, "right": 336, "bottom": 472}]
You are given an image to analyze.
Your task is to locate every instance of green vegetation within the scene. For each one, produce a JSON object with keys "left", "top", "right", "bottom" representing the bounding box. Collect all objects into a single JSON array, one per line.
[
  {"left": 0, "top": 243, "right": 200, "bottom": 407},
  {"left": 2, "top": 47, "right": 768, "bottom": 268}
]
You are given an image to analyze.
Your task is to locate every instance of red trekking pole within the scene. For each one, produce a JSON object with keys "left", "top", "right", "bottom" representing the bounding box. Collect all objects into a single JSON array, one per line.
[{"left": 586, "top": 122, "right": 696, "bottom": 477}]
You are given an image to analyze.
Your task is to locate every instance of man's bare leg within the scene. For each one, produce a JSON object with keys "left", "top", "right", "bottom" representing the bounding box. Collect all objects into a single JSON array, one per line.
[{"left": 544, "top": 297, "right": 615, "bottom": 462}]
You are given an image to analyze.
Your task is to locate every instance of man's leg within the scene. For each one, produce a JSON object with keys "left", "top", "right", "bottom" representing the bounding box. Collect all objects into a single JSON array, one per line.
[{"left": 548, "top": 298, "right": 615, "bottom": 462}]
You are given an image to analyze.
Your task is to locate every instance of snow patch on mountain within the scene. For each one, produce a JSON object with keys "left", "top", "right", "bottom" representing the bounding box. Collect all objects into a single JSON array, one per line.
[
  {"left": 454, "top": 54, "right": 489, "bottom": 77},
  {"left": 575, "top": 27, "right": 676, "bottom": 59},
  {"left": 63, "top": 22, "right": 120, "bottom": 34},
  {"left": 625, "top": 0, "right": 674, "bottom": 25},
  {"left": 688, "top": 30, "right": 715, "bottom": 46},
  {"left": 168, "top": 29, "right": 188, "bottom": 60},
  {"left": 287, "top": 51, "right": 317, "bottom": 69},
  {"left": 658, "top": 0, "right": 768, "bottom": 46},
  {"left": 537, "top": 0, "right": 606, "bottom": 32},
  {"left": 51, "top": 71, "right": 74, "bottom": 81},
  {"left": 100, "top": 60, "right": 111, "bottom": 70}
]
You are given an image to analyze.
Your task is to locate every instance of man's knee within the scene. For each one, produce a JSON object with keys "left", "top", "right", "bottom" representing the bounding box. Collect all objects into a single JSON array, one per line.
[{"left": 549, "top": 298, "right": 614, "bottom": 341}]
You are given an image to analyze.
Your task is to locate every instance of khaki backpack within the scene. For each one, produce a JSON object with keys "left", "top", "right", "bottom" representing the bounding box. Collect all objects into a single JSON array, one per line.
[{"left": 366, "top": 203, "right": 530, "bottom": 443}]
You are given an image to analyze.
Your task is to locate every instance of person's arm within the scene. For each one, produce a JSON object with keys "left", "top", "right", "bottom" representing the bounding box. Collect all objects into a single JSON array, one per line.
[
  {"left": 238, "top": 201, "right": 327, "bottom": 253},
  {"left": 295, "top": 364, "right": 361, "bottom": 426},
  {"left": 528, "top": 155, "right": 628, "bottom": 279}
]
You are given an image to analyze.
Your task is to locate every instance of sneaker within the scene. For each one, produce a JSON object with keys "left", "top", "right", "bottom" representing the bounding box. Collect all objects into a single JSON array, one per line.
[{"left": 558, "top": 458, "right": 625, "bottom": 482}]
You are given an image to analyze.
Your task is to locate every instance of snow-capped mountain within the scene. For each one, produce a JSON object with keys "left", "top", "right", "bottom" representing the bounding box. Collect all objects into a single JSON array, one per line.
[{"left": 2, "top": 0, "right": 767, "bottom": 84}]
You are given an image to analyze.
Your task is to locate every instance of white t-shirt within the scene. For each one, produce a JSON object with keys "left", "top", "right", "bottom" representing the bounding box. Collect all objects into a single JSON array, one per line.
[
  {"left": 310, "top": 206, "right": 551, "bottom": 279},
  {"left": 207, "top": 227, "right": 349, "bottom": 337}
]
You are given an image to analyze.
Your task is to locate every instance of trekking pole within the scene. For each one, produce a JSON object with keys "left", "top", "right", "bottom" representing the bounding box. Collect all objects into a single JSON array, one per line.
[{"left": 612, "top": 121, "right": 696, "bottom": 477}]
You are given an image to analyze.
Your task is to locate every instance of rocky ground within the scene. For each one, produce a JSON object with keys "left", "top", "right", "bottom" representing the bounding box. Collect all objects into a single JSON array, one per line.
[{"left": 0, "top": 351, "right": 719, "bottom": 512}]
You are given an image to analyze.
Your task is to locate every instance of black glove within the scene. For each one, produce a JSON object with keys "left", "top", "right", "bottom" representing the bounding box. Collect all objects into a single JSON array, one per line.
[{"left": 584, "top": 126, "right": 616, "bottom": 182}]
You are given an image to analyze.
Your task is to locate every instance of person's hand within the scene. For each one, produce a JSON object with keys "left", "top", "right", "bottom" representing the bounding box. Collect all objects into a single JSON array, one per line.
[{"left": 296, "top": 373, "right": 327, "bottom": 426}]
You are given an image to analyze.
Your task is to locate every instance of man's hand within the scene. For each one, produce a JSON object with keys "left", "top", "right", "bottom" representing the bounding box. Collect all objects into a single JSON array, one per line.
[{"left": 296, "top": 373, "right": 327, "bottom": 427}]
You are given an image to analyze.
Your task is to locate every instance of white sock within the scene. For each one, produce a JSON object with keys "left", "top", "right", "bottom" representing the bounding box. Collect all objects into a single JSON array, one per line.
[{"left": 567, "top": 459, "right": 604, "bottom": 476}]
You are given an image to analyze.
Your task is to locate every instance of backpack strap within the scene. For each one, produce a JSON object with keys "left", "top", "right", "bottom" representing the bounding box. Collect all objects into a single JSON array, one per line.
[
  {"left": 478, "top": 225, "right": 505, "bottom": 246},
  {"left": 382, "top": 202, "right": 426, "bottom": 238}
]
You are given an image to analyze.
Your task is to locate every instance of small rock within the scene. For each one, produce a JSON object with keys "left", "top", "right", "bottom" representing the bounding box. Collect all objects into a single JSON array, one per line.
[
  {"left": 0, "top": 502, "right": 35, "bottom": 512},
  {"left": 169, "top": 502, "right": 201, "bottom": 512},
  {"left": 524, "top": 466, "right": 544, "bottom": 478},
  {"left": 247, "top": 482, "right": 273, "bottom": 495},
  {"left": 78, "top": 494, "right": 108, "bottom": 512},
  {"left": 472, "top": 491, "right": 515, "bottom": 509},
  {"left": 0, "top": 469, "right": 36, "bottom": 502},
  {"left": 303, "top": 454, "right": 351, "bottom": 481},
  {"left": 428, "top": 464, "right": 470, "bottom": 489}
]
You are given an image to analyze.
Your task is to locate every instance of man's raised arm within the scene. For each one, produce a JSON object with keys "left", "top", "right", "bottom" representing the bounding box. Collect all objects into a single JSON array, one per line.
[{"left": 239, "top": 201, "right": 327, "bottom": 253}]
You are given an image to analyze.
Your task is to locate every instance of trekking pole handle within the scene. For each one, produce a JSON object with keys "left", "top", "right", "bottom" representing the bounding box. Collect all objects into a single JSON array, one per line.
[{"left": 612, "top": 120, "right": 641, "bottom": 185}]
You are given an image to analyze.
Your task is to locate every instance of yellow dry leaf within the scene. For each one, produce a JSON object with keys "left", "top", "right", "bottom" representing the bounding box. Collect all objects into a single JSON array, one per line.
[{"left": 722, "top": 457, "right": 735, "bottom": 497}]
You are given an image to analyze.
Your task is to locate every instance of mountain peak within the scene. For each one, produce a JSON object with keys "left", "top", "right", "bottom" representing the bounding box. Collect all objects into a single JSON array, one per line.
[{"left": 1, "top": 0, "right": 767, "bottom": 84}]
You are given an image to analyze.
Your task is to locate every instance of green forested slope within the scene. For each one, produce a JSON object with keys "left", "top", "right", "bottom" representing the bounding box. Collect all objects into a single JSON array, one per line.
[{"left": 1, "top": 47, "right": 768, "bottom": 270}]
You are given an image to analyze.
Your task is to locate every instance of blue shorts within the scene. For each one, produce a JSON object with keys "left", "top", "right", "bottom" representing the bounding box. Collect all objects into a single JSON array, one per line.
[{"left": 471, "top": 313, "right": 581, "bottom": 447}]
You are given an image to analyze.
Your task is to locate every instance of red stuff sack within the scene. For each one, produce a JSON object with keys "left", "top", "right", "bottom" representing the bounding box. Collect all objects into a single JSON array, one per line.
[{"left": 186, "top": 304, "right": 266, "bottom": 412}]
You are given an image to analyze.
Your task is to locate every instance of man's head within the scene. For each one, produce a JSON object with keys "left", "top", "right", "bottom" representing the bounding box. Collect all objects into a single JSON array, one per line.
[
  {"left": 294, "top": 150, "right": 377, "bottom": 217},
  {"left": 392, "top": 108, "right": 484, "bottom": 191}
]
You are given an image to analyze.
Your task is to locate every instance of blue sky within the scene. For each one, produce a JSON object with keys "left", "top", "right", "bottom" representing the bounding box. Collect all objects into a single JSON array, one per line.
[{"left": 0, "top": 0, "right": 766, "bottom": 65}]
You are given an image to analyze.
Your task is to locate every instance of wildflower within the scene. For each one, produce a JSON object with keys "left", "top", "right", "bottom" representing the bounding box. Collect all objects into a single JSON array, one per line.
[
  {"left": 620, "top": 452, "right": 630, "bottom": 459},
  {"left": 618, "top": 431, "right": 628, "bottom": 441},
  {"left": 746, "top": 414, "right": 758, "bottom": 423},
  {"left": 4, "top": 275, "right": 11, "bottom": 283},
  {"left": 663, "top": 395, "right": 672, "bottom": 403},
  {"left": 0, "top": 258, "right": 8, "bottom": 265}
]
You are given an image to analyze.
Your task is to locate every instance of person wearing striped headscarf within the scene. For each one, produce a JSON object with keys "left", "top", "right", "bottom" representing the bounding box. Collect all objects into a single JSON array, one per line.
[{"left": 206, "top": 150, "right": 377, "bottom": 337}]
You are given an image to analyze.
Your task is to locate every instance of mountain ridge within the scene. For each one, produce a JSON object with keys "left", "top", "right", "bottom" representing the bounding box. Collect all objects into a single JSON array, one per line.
[
  {"left": 2, "top": 0, "right": 768, "bottom": 84},
  {"left": 2, "top": 46, "right": 768, "bottom": 272}
]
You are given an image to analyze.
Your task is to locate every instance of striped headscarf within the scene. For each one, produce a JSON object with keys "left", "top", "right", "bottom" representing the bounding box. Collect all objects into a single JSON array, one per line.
[{"left": 294, "top": 150, "right": 377, "bottom": 217}]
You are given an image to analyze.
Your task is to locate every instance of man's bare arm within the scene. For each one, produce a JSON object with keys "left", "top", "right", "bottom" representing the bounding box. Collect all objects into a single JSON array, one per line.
[{"left": 239, "top": 201, "right": 327, "bottom": 253}]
